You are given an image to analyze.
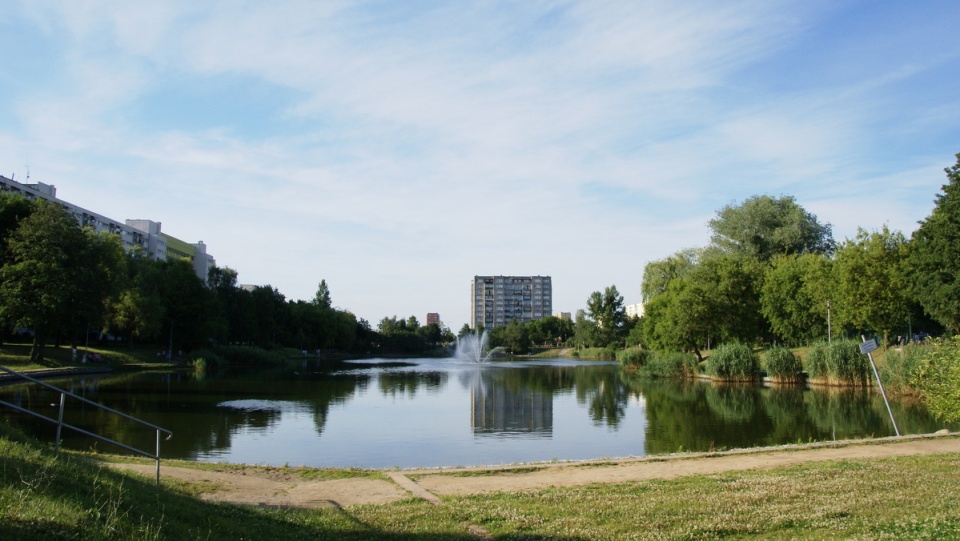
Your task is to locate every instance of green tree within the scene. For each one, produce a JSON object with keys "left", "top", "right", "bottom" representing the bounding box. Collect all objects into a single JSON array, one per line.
[
  {"left": 573, "top": 309, "right": 597, "bottom": 349},
  {"left": 586, "top": 285, "right": 627, "bottom": 347},
  {"left": 109, "top": 251, "right": 164, "bottom": 346},
  {"left": 700, "top": 252, "right": 767, "bottom": 344},
  {"left": 314, "top": 279, "right": 332, "bottom": 309},
  {"left": 908, "top": 152, "right": 960, "bottom": 334},
  {"left": 834, "top": 226, "right": 910, "bottom": 343},
  {"left": 68, "top": 230, "right": 127, "bottom": 344},
  {"left": 0, "top": 201, "right": 89, "bottom": 360},
  {"left": 0, "top": 193, "right": 35, "bottom": 268},
  {"left": 761, "top": 253, "right": 834, "bottom": 345},
  {"left": 641, "top": 248, "right": 699, "bottom": 302},
  {"left": 642, "top": 272, "right": 714, "bottom": 360},
  {"left": 709, "top": 195, "right": 835, "bottom": 261},
  {"left": 500, "top": 319, "right": 530, "bottom": 354},
  {"left": 527, "top": 315, "right": 573, "bottom": 347},
  {"left": 159, "top": 259, "right": 213, "bottom": 354}
]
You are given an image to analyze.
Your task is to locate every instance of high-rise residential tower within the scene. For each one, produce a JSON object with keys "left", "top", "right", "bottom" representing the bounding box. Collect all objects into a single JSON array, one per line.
[{"left": 470, "top": 275, "right": 552, "bottom": 329}]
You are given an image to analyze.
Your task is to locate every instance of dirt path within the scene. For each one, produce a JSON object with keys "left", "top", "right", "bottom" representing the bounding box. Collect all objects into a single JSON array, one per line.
[{"left": 109, "top": 433, "right": 959, "bottom": 509}]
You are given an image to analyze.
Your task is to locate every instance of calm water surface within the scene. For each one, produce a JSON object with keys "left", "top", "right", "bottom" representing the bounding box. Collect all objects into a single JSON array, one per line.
[{"left": 0, "top": 357, "right": 952, "bottom": 468}]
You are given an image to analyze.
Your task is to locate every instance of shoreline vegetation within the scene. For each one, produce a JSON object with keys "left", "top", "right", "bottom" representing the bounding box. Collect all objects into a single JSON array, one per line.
[{"left": 0, "top": 337, "right": 940, "bottom": 393}]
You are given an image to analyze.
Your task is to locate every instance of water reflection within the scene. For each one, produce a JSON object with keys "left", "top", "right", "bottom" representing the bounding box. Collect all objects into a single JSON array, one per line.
[
  {"left": 0, "top": 359, "right": 954, "bottom": 468},
  {"left": 467, "top": 368, "right": 553, "bottom": 437}
]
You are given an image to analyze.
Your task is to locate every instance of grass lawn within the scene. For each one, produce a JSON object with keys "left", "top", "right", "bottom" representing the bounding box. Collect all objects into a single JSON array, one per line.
[{"left": 3, "top": 421, "right": 960, "bottom": 540}]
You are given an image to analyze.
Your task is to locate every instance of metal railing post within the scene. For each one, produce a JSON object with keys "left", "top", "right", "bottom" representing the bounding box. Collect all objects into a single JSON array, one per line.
[
  {"left": 55, "top": 392, "right": 65, "bottom": 455},
  {"left": 156, "top": 429, "right": 161, "bottom": 485}
]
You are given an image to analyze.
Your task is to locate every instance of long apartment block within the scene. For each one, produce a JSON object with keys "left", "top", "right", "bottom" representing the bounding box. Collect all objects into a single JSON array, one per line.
[
  {"left": 0, "top": 174, "right": 214, "bottom": 282},
  {"left": 471, "top": 275, "right": 552, "bottom": 329}
]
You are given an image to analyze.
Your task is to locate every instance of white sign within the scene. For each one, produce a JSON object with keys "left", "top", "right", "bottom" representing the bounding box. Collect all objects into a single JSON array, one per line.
[{"left": 859, "top": 339, "right": 878, "bottom": 354}]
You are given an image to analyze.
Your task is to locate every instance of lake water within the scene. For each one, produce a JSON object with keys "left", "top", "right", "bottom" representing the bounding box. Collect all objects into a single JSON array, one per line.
[{"left": 0, "top": 357, "right": 953, "bottom": 468}]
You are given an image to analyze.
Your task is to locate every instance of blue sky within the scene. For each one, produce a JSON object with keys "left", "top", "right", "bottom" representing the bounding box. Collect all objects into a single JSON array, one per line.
[{"left": 1, "top": 1, "right": 959, "bottom": 330}]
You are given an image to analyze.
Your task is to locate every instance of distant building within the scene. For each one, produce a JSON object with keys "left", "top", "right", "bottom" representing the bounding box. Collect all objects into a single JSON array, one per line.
[
  {"left": 471, "top": 275, "right": 552, "bottom": 329},
  {"left": 554, "top": 312, "right": 571, "bottom": 321},
  {"left": 0, "top": 174, "right": 215, "bottom": 283},
  {"left": 426, "top": 313, "right": 440, "bottom": 326},
  {"left": 626, "top": 303, "right": 644, "bottom": 319}
]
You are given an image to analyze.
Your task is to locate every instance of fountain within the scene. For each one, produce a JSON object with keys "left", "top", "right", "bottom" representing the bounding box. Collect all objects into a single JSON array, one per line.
[{"left": 454, "top": 330, "right": 493, "bottom": 363}]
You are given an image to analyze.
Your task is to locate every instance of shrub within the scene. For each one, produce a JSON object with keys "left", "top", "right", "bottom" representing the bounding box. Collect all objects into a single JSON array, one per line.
[
  {"left": 648, "top": 352, "right": 699, "bottom": 378},
  {"left": 914, "top": 336, "right": 960, "bottom": 423},
  {"left": 617, "top": 348, "right": 653, "bottom": 369},
  {"left": 705, "top": 343, "right": 759, "bottom": 381},
  {"left": 764, "top": 346, "right": 803, "bottom": 383},
  {"left": 805, "top": 340, "right": 870, "bottom": 386},
  {"left": 830, "top": 340, "right": 870, "bottom": 386},
  {"left": 882, "top": 342, "right": 927, "bottom": 395}
]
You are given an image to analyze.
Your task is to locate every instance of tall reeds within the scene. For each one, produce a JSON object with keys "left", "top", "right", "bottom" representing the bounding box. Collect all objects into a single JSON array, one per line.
[{"left": 806, "top": 340, "right": 870, "bottom": 386}]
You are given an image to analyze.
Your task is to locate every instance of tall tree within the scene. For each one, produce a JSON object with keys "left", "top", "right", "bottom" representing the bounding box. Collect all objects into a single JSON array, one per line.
[
  {"left": 760, "top": 253, "right": 834, "bottom": 345},
  {"left": 0, "top": 193, "right": 35, "bottom": 268},
  {"left": 908, "top": 152, "right": 960, "bottom": 334},
  {"left": 709, "top": 195, "right": 835, "bottom": 261},
  {"left": 314, "top": 279, "right": 332, "bottom": 309},
  {"left": 834, "top": 226, "right": 910, "bottom": 343},
  {"left": 642, "top": 275, "right": 713, "bottom": 361},
  {"left": 641, "top": 248, "right": 699, "bottom": 303},
  {"left": 67, "top": 230, "right": 127, "bottom": 343},
  {"left": 586, "top": 285, "right": 627, "bottom": 347},
  {"left": 108, "top": 252, "right": 164, "bottom": 346},
  {"left": 0, "top": 201, "right": 89, "bottom": 360},
  {"left": 159, "top": 259, "right": 212, "bottom": 354}
]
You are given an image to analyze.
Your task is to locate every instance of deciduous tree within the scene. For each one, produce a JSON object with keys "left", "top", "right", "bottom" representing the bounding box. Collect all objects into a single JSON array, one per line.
[
  {"left": 761, "top": 253, "right": 834, "bottom": 345},
  {"left": 834, "top": 226, "right": 910, "bottom": 343},
  {"left": 908, "top": 152, "right": 960, "bottom": 334},
  {"left": 709, "top": 195, "right": 835, "bottom": 261},
  {"left": 0, "top": 201, "right": 89, "bottom": 360}
]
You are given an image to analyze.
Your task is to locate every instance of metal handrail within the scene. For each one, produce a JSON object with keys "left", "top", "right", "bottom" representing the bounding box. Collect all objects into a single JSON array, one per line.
[{"left": 0, "top": 365, "right": 172, "bottom": 485}]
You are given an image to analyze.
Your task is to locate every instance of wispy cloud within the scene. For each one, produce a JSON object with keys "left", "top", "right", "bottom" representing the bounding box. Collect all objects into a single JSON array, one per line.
[{"left": 3, "top": 0, "right": 959, "bottom": 325}]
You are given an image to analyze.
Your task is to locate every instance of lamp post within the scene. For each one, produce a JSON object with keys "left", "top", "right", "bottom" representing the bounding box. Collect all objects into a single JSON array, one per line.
[{"left": 826, "top": 301, "right": 832, "bottom": 344}]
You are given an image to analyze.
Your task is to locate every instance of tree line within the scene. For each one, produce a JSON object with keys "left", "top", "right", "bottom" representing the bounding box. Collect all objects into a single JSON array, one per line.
[
  {"left": 0, "top": 195, "right": 457, "bottom": 361},
  {"left": 4, "top": 152, "right": 959, "bottom": 365},
  {"left": 639, "top": 153, "right": 960, "bottom": 359},
  {"left": 476, "top": 153, "right": 960, "bottom": 362}
]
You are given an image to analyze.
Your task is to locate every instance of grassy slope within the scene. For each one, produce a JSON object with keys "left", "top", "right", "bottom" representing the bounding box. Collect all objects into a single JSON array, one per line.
[{"left": 3, "top": 422, "right": 960, "bottom": 540}]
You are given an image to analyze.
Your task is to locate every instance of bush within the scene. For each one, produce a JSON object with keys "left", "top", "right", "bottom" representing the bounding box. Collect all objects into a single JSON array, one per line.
[
  {"left": 705, "top": 343, "right": 759, "bottom": 381},
  {"left": 619, "top": 350, "right": 698, "bottom": 378},
  {"left": 914, "top": 336, "right": 960, "bottom": 423},
  {"left": 882, "top": 342, "right": 927, "bottom": 395},
  {"left": 648, "top": 352, "right": 699, "bottom": 378},
  {"left": 617, "top": 348, "right": 653, "bottom": 368},
  {"left": 764, "top": 346, "right": 803, "bottom": 383},
  {"left": 806, "top": 340, "right": 870, "bottom": 386}
]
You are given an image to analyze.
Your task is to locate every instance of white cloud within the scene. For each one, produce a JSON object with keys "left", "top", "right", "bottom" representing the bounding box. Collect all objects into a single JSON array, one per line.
[{"left": 2, "top": 1, "right": 960, "bottom": 326}]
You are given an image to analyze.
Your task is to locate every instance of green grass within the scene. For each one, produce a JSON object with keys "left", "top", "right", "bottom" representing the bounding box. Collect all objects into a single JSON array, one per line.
[
  {"left": 0, "top": 342, "right": 175, "bottom": 372},
  {"left": 448, "top": 455, "right": 960, "bottom": 540},
  {"left": 3, "top": 421, "right": 960, "bottom": 540}
]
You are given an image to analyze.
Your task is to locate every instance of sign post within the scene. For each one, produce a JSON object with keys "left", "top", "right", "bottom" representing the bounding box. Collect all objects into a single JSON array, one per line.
[{"left": 860, "top": 336, "right": 900, "bottom": 436}]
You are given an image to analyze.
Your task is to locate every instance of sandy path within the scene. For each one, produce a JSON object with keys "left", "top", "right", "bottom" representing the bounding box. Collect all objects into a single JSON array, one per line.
[{"left": 109, "top": 433, "right": 959, "bottom": 509}]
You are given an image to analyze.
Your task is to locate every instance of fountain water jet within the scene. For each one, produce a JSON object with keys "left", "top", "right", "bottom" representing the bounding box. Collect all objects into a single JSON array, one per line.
[{"left": 454, "top": 330, "right": 492, "bottom": 363}]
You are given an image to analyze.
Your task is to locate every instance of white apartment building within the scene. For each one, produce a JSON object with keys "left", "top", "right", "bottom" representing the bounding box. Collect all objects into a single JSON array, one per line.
[
  {"left": 471, "top": 275, "right": 552, "bottom": 329},
  {"left": 0, "top": 174, "right": 214, "bottom": 282},
  {"left": 626, "top": 303, "right": 645, "bottom": 319}
]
